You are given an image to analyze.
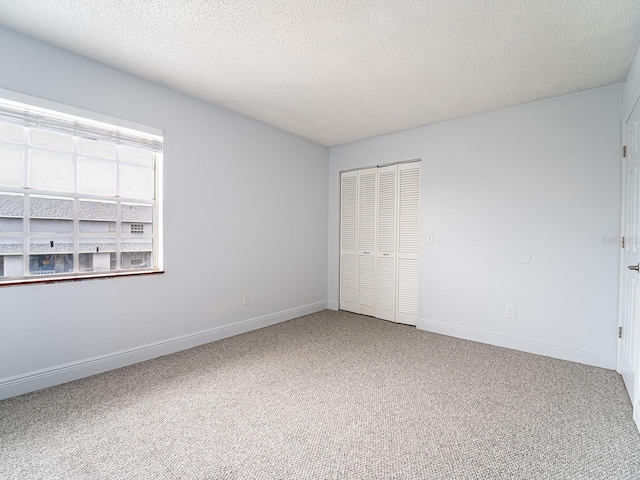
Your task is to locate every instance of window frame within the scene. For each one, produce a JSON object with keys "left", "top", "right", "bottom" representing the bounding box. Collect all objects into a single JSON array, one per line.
[{"left": 0, "top": 88, "right": 164, "bottom": 286}]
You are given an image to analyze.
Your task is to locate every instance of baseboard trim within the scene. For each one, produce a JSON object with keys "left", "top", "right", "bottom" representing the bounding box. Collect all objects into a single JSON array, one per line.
[
  {"left": 0, "top": 301, "right": 328, "bottom": 400},
  {"left": 327, "top": 300, "right": 339, "bottom": 311},
  {"left": 416, "top": 318, "right": 616, "bottom": 370}
]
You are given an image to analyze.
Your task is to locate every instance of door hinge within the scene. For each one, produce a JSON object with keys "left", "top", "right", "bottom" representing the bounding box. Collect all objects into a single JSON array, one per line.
[
  {"left": 623, "top": 145, "right": 628, "bottom": 158},
  {"left": 619, "top": 326, "right": 623, "bottom": 339},
  {"left": 622, "top": 236, "right": 625, "bottom": 249}
]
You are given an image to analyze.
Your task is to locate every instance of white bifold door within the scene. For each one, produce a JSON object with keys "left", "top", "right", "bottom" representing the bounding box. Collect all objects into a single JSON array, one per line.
[
  {"left": 357, "top": 168, "right": 377, "bottom": 316},
  {"left": 340, "top": 161, "right": 420, "bottom": 325}
]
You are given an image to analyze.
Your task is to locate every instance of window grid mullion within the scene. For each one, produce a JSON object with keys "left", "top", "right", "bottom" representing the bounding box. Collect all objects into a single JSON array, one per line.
[
  {"left": 0, "top": 184, "right": 154, "bottom": 205},
  {"left": 22, "top": 125, "right": 28, "bottom": 277},
  {"left": 73, "top": 136, "right": 79, "bottom": 274},
  {"left": 153, "top": 152, "right": 159, "bottom": 270},
  {"left": 116, "top": 202, "right": 122, "bottom": 270},
  {"left": 23, "top": 193, "right": 29, "bottom": 277},
  {"left": 115, "top": 145, "right": 121, "bottom": 271}
]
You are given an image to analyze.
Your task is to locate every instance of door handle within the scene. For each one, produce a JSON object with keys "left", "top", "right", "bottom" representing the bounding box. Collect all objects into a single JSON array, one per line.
[{"left": 628, "top": 264, "right": 640, "bottom": 272}]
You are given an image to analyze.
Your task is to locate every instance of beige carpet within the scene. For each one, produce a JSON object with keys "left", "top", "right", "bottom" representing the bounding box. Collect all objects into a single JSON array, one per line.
[{"left": 1, "top": 309, "right": 639, "bottom": 479}]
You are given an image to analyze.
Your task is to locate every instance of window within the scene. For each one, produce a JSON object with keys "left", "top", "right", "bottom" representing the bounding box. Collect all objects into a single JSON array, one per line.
[{"left": 0, "top": 90, "right": 163, "bottom": 284}]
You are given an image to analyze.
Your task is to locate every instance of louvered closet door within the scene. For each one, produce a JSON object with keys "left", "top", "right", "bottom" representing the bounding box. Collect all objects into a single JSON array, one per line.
[
  {"left": 376, "top": 165, "right": 397, "bottom": 322},
  {"left": 357, "top": 168, "right": 377, "bottom": 316},
  {"left": 396, "top": 162, "right": 420, "bottom": 325},
  {"left": 340, "top": 171, "right": 358, "bottom": 313}
]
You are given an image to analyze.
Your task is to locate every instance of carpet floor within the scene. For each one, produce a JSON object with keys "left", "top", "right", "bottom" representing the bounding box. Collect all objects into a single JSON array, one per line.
[{"left": 1, "top": 309, "right": 639, "bottom": 479}]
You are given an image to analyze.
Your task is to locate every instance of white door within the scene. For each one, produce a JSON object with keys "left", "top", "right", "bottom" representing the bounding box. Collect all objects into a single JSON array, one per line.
[
  {"left": 357, "top": 168, "right": 377, "bottom": 316},
  {"left": 621, "top": 103, "right": 640, "bottom": 425},
  {"left": 340, "top": 171, "right": 357, "bottom": 313},
  {"left": 396, "top": 162, "right": 420, "bottom": 325},
  {"left": 376, "top": 165, "right": 398, "bottom": 322}
]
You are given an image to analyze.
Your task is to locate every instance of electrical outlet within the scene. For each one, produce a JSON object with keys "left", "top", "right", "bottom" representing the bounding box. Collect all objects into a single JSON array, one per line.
[
  {"left": 243, "top": 292, "right": 250, "bottom": 305},
  {"left": 505, "top": 305, "right": 516, "bottom": 319}
]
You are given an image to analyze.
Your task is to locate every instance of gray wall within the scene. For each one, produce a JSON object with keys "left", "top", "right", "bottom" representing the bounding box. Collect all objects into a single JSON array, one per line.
[
  {"left": 0, "top": 27, "right": 329, "bottom": 396},
  {"left": 329, "top": 84, "right": 623, "bottom": 368}
]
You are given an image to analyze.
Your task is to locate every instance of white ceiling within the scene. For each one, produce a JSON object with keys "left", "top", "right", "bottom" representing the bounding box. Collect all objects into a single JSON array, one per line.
[{"left": 1, "top": 1, "right": 639, "bottom": 146}]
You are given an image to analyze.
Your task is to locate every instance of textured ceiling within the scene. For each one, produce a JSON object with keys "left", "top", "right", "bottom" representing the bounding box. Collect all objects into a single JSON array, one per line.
[{"left": 0, "top": 1, "right": 639, "bottom": 146}]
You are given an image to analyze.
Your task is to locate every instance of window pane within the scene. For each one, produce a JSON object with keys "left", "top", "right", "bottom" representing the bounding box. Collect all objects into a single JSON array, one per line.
[
  {"left": 29, "top": 254, "right": 73, "bottom": 275},
  {"left": 121, "top": 238, "right": 152, "bottom": 253},
  {"left": 0, "top": 237, "right": 23, "bottom": 254},
  {"left": 121, "top": 238, "right": 153, "bottom": 270},
  {"left": 121, "top": 251, "right": 152, "bottom": 270},
  {"left": 30, "top": 219, "right": 74, "bottom": 233},
  {"left": 121, "top": 203, "right": 152, "bottom": 222},
  {"left": 30, "top": 237, "right": 74, "bottom": 254},
  {"left": 79, "top": 200, "right": 116, "bottom": 221},
  {"left": 30, "top": 196, "right": 74, "bottom": 218},
  {"left": 0, "top": 255, "right": 23, "bottom": 277},
  {"left": 0, "top": 194, "right": 24, "bottom": 217},
  {"left": 80, "top": 220, "right": 115, "bottom": 233},
  {"left": 79, "top": 234, "right": 116, "bottom": 272},
  {"left": 122, "top": 222, "right": 152, "bottom": 235},
  {"left": 29, "top": 150, "right": 74, "bottom": 192},
  {"left": 78, "top": 157, "right": 116, "bottom": 196},
  {"left": 79, "top": 237, "right": 116, "bottom": 253},
  {"left": 119, "top": 163, "right": 154, "bottom": 200},
  {"left": 120, "top": 146, "right": 153, "bottom": 166},
  {"left": 0, "top": 122, "right": 23, "bottom": 143},
  {"left": 78, "top": 138, "right": 116, "bottom": 159},
  {"left": 79, "top": 238, "right": 116, "bottom": 273},
  {"left": 79, "top": 252, "right": 115, "bottom": 272},
  {"left": 0, "top": 144, "right": 24, "bottom": 187},
  {"left": 0, "top": 217, "right": 23, "bottom": 233},
  {"left": 29, "top": 129, "right": 74, "bottom": 152}
]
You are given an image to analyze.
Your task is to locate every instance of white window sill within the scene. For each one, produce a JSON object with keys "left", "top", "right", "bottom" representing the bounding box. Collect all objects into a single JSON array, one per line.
[{"left": 0, "top": 269, "right": 164, "bottom": 287}]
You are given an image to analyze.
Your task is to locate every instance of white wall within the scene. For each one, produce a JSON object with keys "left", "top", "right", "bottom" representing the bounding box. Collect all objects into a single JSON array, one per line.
[
  {"left": 329, "top": 84, "right": 623, "bottom": 368},
  {"left": 0, "top": 27, "right": 329, "bottom": 398}
]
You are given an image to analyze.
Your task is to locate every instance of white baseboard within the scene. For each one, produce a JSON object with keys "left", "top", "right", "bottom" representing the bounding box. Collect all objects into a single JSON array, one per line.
[
  {"left": 0, "top": 301, "right": 328, "bottom": 400},
  {"left": 416, "top": 318, "right": 616, "bottom": 370},
  {"left": 327, "top": 300, "right": 339, "bottom": 311}
]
